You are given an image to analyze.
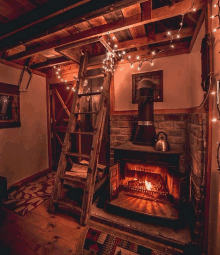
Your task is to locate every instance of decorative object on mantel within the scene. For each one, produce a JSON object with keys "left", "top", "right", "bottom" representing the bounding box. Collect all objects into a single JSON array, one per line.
[
  {"left": 77, "top": 225, "right": 181, "bottom": 255},
  {"left": 132, "top": 70, "right": 163, "bottom": 103},
  {"left": 3, "top": 172, "right": 55, "bottom": 216}
]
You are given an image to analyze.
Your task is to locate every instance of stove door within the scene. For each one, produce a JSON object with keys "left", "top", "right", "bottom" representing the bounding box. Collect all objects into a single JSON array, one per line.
[{"left": 109, "top": 163, "right": 119, "bottom": 201}]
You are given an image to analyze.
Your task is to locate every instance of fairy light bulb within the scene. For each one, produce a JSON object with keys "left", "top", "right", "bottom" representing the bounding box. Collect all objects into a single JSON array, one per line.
[
  {"left": 213, "top": 28, "right": 217, "bottom": 32},
  {"left": 112, "top": 36, "right": 116, "bottom": 40},
  {"left": 151, "top": 62, "right": 154, "bottom": 66},
  {"left": 56, "top": 71, "right": 59, "bottom": 74},
  {"left": 193, "top": 8, "right": 196, "bottom": 12},
  {"left": 214, "top": 4, "right": 217, "bottom": 8},
  {"left": 212, "top": 117, "right": 218, "bottom": 122},
  {"left": 167, "top": 31, "right": 171, "bottom": 35},
  {"left": 211, "top": 91, "right": 216, "bottom": 95},
  {"left": 152, "top": 51, "right": 155, "bottom": 55},
  {"left": 61, "top": 79, "right": 64, "bottom": 81},
  {"left": 114, "top": 44, "right": 118, "bottom": 48},
  {"left": 177, "top": 34, "right": 180, "bottom": 38},
  {"left": 121, "top": 59, "right": 124, "bottom": 62},
  {"left": 58, "top": 76, "right": 61, "bottom": 79},
  {"left": 137, "top": 56, "right": 140, "bottom": 60},
  {"left": 53, "top": 66, "right": 56, "bottom": 69},
  {"left": 180, "top": 22, "right": 183, "bottom": 26},
  {"left": 170, "top": 45, "right": 174, "bottom": 48},
  {"left": 108, "top": 42, "right": 111, "bottom": 45},
  {"left": 65, "top": 80, "right": 67, "bottom": 82},
  {"left": 72, "top": 87, "right": 75, "bottom": 91},
  {"left": 58, "top": 68, "right": 61, "bottom": 71},
  {"left": 211, "top": 15, "right": 215, "bottom": 19},
  {"left": 67, "top": 86, "right": 70, "bottom": 90},
  {"left": 122, "top": 51, "right": 126, "bottom": 55},
  {"left": 128, "top": 56, "right": 131, "bottom": 59},
  {"left": 131, "top": 64, "right": 133, "bottom": 68},
  {"left": 138, "top": 67, "right": 140, "bottom": 70}
]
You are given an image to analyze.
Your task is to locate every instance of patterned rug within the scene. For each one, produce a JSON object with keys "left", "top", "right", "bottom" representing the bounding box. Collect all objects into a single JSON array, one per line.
[
  {"left": 77, "top": 226, "right": 182, "bottom": 255},
  {"left": 3, "top": 171, "right": 55, "bottom": 216}
]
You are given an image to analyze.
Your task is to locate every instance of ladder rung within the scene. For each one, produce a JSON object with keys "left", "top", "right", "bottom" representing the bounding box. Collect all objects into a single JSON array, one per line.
[
  {"left": 74, "top": 111, "right": 98, "bottom": 114},
  {"left": 54, "top": 198, "right": 82, "bottom": 213},
  {"left": 78, "top": 92, "right": 102, "bottom": 97},
  {"left": 60, "top": 174, "right": 86, "bottom": 183},
  {"left": 70, "top": 131, "right": 95, "bottom": 135},
  {"left": 80, "top": 73, "right": 105, "bottom": 79},
  {"left": 65, "top": 152, "right": 90, "bottom": 159}
]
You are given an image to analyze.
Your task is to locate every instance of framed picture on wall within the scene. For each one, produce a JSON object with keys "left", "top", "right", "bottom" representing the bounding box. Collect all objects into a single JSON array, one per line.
[{"left": 132, "top": 70, "right": 163, "bottom": 103}]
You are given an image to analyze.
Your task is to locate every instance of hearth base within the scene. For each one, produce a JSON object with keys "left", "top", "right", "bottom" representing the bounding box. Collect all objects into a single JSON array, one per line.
[{"left": 108, "top": 191, "right": 179, "bottom": 220}]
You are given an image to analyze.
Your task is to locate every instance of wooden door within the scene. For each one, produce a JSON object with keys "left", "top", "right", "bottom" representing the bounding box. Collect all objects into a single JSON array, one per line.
[{"left": 50, "top": 82, "right": 75, "bottom": 170}]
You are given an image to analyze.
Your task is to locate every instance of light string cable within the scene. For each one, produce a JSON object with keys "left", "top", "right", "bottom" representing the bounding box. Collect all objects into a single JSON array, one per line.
[
  {"left": 118, "top": 0, "right": 196, "bottom": 69},
  {"left": 53, "top": 65, "right": 76, "bottom": 91},
  {"left": 211, "top": 0, "right": 220, "bottom": 33}
]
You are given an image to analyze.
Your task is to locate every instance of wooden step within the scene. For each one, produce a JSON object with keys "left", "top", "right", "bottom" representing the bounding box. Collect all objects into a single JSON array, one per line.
[
  {"left": 78, "top": 92, "right": 101, "bottom": 97},
  {"left": 70, "top": 131, "right": 95, "bottom": 135},
  {"left": 54, "top": 198, "right": 82, "bottom": 213},
  {"left": 80, "top": 73, "right": 105, "bottom": 79},
  {"left": 74, "top": 111, "right": 98, "bottom": 114},
  {"left": 65, "top": 152, "right": 90, "bottom": 159}
]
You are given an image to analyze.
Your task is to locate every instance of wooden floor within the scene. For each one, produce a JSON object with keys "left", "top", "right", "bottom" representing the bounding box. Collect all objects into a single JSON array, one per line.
[{"left": 0, "top": 201, "right": 85, "bottom": 255}]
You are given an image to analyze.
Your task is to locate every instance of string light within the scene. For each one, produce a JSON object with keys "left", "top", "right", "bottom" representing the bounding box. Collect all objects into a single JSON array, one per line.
[
  {"left": 117, "top": 0, "right": 197, "bottom": 69},
  {"left": 211, "top": 1, "right": 220, "bottom": 35},
  {"left": 212, "top": 117, "right": 218, "bottom": 122}
]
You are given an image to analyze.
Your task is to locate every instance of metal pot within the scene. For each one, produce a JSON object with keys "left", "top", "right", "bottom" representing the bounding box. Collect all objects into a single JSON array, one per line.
[{"left": 155, "top": 131, "right": 170, "bottom": 152}]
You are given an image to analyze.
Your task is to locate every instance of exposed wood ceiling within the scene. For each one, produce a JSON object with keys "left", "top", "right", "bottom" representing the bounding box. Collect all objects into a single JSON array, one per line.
[{"left": 0, "top": 0, "right": 206, "bottom": 72}]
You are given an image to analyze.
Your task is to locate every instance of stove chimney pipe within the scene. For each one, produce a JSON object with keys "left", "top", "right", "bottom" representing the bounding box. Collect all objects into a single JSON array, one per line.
[{"left": 133, "top": 79, "right": 156, "bottom": 146}]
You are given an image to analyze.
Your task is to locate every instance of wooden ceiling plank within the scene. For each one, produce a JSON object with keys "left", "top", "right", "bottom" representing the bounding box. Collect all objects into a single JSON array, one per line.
[
  {"left": 0, "top": 0, "right": 90, "bottom": 39},
  {"left": 30, "top": 56, "right": 70, "bottom": 69},
  {"left": 0, "top": 0, "right": 147, "bottom": 51},
  {"left": 7, "top": 0, "right": 205, "bottom": 61},
  {"left": 56, "top": 49, "right": 81, "bottom": 65},
  {"left": 189, "top": 6, "right": 205, "bottom": 52}
]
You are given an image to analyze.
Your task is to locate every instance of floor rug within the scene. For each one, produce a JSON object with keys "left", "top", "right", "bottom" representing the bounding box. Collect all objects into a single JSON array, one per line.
[
  {"left": 77, "top": 224, "right": 182, "bottom": 255},
  {"left": 3, "top": 171, "right": 55, "bottom": 216}
]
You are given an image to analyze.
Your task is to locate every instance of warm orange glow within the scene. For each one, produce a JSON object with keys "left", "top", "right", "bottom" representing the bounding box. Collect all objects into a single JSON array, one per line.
[{"left": 145, "top": 180, "right": 152, "bottom": 190}]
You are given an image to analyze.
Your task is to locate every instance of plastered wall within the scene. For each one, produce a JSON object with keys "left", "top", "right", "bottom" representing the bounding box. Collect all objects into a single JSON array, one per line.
[{"left": 0, "top": 63, "right": 48, "bottom": 186}]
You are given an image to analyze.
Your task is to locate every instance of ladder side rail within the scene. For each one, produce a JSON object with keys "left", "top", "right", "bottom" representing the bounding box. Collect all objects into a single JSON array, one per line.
[
  {"left": 48, "top": 52, "right": 88, "bottom": 211},
  {"left": 80, "top": 107, "right": 107, "bottom": 225}
]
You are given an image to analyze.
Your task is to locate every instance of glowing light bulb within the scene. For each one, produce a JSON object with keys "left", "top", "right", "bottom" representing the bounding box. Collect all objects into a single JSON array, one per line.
[
  {"left": 72, "top": 87, "right": 75, "bottom": 91},
  {"left": 114, "top": 44, "right": 118, "bottom": 48},
  {"left": 58, "top": 76, "right": 61, "bottom": 78},
  {"left": 167, "top": 31, "right": 171, "bottom": 35},
  {"left": 177, "top": 34, "right": 180, "bottom": 38},
  {"left": 122, "top": 51, "right": 126, "bottom": 55},
  {"left": 112, "top": 36, "right": 116, "bottom": 40},
  {"left": 212, "top": 117, "right": 218, "bottom": 122},
  {"left": 118, "top": 53, "right": 121, "bottom": 57},
  {"left": 214, "top": 4, "right": 217, "bottom": 8},
  {"left": 137, "top": 56, "right": 140, "bottom": 60},
  {"left": 128, "top": 56, "right": 131, "bottom": 59},
  {"left": 108, "top": 42, "right": 111, "bottom": 45},
  {"left": 152, "top": 51, "right": 155, "bottom": 55},
  {"left": 56, "top": 71, "right": 59, "bottom": 74},
  {"left": 121, "top": 59, "right": 124, "bottom": 62},
  {"left": 67, "top": 86, "right": 70, "bottom": 90},
  {"left": 180, "top": 22, "right": 183, "bottom": 26},
  {"left": 131, "top": 64, "right": 133, "bottom": 68},
  {"left": 211, "top": 15, "right": 215, "bottom": 19},
  {"left": 53, "top": 66, "right": 56, "bottom": 69},
  {"left": 193, "top": 8, "right": 196, "bottom": 12},
  {"left": 58, "top": 68, "right": 61, "bottom": 71},
  {"left": 213, "top": 28, "right": 217, "bottom": 32},
  {"left": 151, "top": 62, "right": 154, "bottom": 66},
  {"left": 138, "top": 67, "right": 140, "bottom": 70},
  {"left": 211, "top": 91, "right": 216, "bottom": 95},
  {"left": 101, "top": 86, "right": 103, "bottom": 90},
  {"left": 61, "top": 79, "right": 64, "bottom": 81},
  {"left": 65, "top": 80, "right": 67, "bottom": 82},
  {"left": 170, "top": 45, "right": 174, "bottom": 48}
]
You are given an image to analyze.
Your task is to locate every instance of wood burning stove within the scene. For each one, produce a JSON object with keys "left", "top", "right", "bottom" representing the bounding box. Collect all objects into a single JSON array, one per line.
[{"left": 109, "top": 141, "right": 188, "bottom": 221}]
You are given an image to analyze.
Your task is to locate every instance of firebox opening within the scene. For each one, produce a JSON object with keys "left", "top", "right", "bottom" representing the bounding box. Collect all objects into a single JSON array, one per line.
[{"left": 120, "top": 162, "right": 179, "bottom": 205}]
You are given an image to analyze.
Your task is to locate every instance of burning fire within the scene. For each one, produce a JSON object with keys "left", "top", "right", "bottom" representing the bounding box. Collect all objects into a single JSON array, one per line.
[{"left": 145, "top": 180, "right": 152, "bottom": 190}]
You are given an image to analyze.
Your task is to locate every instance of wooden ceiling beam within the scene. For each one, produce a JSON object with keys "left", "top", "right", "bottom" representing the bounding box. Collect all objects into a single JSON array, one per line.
[
  {"left": 117, "top": 27, "right": 194, "bottom": 50},
  {"left": 7, "top": 0, "right": 205, "bottom": 61},
  {"left": 0, "top": 0, "right": 148, "bottom": 53},
  {"left": 30, "top": 56, "right": 70, "bottom": 69},
  {"left": 189, "top": 6, "right": 206, "bottom": 52}
]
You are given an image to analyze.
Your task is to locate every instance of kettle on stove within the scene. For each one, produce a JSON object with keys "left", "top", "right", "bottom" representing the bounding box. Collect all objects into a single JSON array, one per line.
[{"left": 155, "top": 131, "right": 170, "bottom": 152}]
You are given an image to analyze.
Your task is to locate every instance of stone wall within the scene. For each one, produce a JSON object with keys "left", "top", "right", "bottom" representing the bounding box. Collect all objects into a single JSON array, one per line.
[
  {"left": 185, "top": 113, "right": 206, "bottom": 238},
  {"left": 110, "top": 114, "right": 186, "bottom": 173}
]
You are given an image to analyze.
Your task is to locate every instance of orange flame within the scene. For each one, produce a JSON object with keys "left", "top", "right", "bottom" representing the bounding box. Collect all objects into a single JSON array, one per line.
[{"left": 145, "top": 180, "right": 152, "bottom": 190}]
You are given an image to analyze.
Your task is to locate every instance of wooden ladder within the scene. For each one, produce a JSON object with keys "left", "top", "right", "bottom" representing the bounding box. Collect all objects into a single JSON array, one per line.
[{"left": 48, "top": 51, "right": 112, "bottom": 225}]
